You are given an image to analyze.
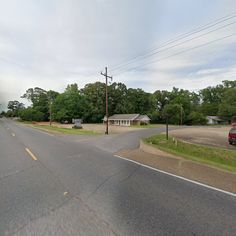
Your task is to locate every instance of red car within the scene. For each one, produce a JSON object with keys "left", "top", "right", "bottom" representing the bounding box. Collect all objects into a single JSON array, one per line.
[{"left": 228, "top": 127, "right": 236, "bottom": 145}]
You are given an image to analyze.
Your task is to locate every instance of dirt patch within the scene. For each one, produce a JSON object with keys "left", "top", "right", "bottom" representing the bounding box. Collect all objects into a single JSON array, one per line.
[{"left": 169, "top": 126, "right": 236, "bottom": 150}]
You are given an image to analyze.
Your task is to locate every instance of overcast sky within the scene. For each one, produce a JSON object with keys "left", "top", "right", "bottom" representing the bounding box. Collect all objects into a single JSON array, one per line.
[{"left": 1, "top": 0, "right": 236, "bottom": 110}]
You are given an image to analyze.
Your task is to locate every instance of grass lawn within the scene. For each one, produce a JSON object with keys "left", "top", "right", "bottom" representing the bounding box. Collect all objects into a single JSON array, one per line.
[
  {"left": 19, "top": 121, "right": 100, "bottom": 135},
  {"left": 144, "top": 134, "right": 236, "bottom": 172},
  {"left": 34, "top": 125, "right": 100, "bottom": 135}
]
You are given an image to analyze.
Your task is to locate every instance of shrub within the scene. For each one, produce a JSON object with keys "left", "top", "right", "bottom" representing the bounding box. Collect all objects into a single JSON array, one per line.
[
  {"left": 19, "top": 108, "right": 44, "bottom": 121},
  {"left": 187, "top": 112, "right": 207, "bottom": 125}
]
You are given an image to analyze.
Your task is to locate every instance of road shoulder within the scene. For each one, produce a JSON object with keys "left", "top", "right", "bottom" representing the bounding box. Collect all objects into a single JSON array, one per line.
[{"left": 117, "top": 142, "right": 236, "bottom": 194}]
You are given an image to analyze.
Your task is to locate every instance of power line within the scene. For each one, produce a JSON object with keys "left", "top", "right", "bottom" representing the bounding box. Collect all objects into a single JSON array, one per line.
[
  {"left": 111, "top": 20, "right": 236, "bottom": 74},
  {"left": 110, "top": 12, "right": 236, "bottom": 72},
  {"left": 77, "top": 12, "right": 236, "bottom": 81},
  {"left": 113, "top": 33, "right": 236, "bottom": 76},
  {"left": 109, "top": 12, "right": 236, "bottom": 72}
]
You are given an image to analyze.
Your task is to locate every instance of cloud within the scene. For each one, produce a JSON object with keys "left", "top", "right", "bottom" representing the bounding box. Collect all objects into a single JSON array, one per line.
[{"left": 0, "top": 0, "right": 236, "bottom": 111}]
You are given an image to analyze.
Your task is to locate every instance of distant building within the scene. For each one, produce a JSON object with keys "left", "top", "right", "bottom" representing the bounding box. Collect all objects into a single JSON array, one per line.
[
  {"left": 103, "top": 114, "right": 151, "bottom": 126},
  {"left": 206, "top": 116, "right": 226, "bottom": 125}
]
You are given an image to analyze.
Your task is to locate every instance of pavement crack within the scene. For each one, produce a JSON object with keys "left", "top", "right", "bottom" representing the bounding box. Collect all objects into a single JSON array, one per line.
[
  {"left": 120, "top": 165, "right": 141, "bottom": 183},
  {"left": 74, "top": 195, "right": 119, "bottom": 236},
  {"left": 87, "top": 170, "right": 123, "bottom": 199},
  {"left": 0, "top": 165, "right": 35, "bottom": 183}
]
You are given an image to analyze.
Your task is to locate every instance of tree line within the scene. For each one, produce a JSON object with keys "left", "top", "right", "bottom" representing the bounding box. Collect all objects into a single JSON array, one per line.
[{"left": 2, "top": 80, "right": 236, "bottom": 125}]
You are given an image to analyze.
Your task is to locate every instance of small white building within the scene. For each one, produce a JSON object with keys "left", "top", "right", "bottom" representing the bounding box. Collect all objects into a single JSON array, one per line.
[
  {"left": 206, "top": 116, "right": 224, "bottom": 125},
  {"left": 103, "top": 114, "right": 151, "bottom": 126}
]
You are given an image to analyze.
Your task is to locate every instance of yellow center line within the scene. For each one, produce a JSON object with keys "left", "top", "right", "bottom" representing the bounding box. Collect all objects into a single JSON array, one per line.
[
  {"left": 25, "top": 148, "right": 38, "bottom": 161},
  {"left": 11, "top": 133, "right": 15, "bottom": 137}
]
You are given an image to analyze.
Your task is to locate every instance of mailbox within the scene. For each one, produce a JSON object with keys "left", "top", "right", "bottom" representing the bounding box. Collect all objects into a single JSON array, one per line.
[{"left": 73, "top": 119, "right": 82, "bottom": 129}]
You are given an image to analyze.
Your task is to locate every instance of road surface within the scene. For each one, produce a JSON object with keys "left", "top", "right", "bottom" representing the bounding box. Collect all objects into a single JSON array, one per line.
[{"left": 0, "top": 118, "right": 235, "bottom": 236}]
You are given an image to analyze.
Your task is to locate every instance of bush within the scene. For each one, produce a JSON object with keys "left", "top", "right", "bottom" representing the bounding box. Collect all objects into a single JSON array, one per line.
[
  {"left": 19, "top": 108, "right": 44, "bottom": 121},
  {"left": 187, "top": 112, "right": 207, "bottom": 125},
  {"left": 5, "top": 110, "right": 14, "bottom": 117}
]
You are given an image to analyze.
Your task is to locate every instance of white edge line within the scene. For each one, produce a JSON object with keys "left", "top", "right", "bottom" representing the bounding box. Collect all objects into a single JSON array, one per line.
[
  {"left": 29, "top": 126, "right": 54, "bottom": 137},
  {"left": 114, "top": 155, "right": 236, "bottom": 197},
  {"left": 18, "top": 122, "right": 54, "bottom": 137},
  {"left": 35, "top": 129, "right": 54, "bottom": 137}
]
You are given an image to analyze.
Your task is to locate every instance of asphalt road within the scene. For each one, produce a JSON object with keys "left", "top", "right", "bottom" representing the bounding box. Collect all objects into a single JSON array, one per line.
[{"left": 0, "top": 118, "right": 236, "bottom": 236}]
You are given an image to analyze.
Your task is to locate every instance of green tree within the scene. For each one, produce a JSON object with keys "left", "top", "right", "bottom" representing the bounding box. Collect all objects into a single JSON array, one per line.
[
  {"left": 108, "top": 82, "right": 128, "bottom": 114},
  {"left": 52, "top": 83, "right": 88, "bottom": 123},
  {"left": 21, "top": 87, "right": 47, "bottom": 105},
  {"left": 222, "top": 80, "right": 236, "bottom": 88},
  {"left": 19, "top": 108, "right": 44, "bottom": 121},
  {"left": 162, "top": 104, "right": 182, "bottom": 125},
  {"left": 200, "top": 84, "right": 225, "bottom": 115},
  {"left": 21, "top": 87, "right": 59, "bottom": 121},
  {"left": 218, "top": 88, "right": 236, "bottom": 119},
  {"left": 7, "top": 100, "right": 24, "bottom": 117},
  {"left": 81, "top": 82, "right": 106, "bottom": 122},
  {"left": 124, "top": 88, "right": 154, "bottom": 115},
  {"left": 186, "top": 112, "right": 207, "bottom": 125}
]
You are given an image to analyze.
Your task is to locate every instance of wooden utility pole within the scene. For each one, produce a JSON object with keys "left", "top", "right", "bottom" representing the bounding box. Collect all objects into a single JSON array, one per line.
[
  {"left": 166, "top": 116, "right": 169, "bottom": 140},
  {"left": 49, "top": 100, "right": 52, "bottom": 126},
  {"left": 101, "top": 67, "right": 112, "bottom": 135},
  {"left": 180, "top": 104, "right": 183, "bottom": 126}
]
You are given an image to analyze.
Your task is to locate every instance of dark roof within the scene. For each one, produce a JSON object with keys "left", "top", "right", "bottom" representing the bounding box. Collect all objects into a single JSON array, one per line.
[{"left": 108, "top": 114, "right": 139, "bottom": 120}]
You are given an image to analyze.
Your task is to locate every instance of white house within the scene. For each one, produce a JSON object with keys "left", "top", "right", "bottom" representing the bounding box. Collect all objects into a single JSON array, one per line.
[
  {"left": 103, "top": 114, "right": 151, "bottom": 126},
  {"left": 206, "top": 116, "right": 224, "bottom": 125}
]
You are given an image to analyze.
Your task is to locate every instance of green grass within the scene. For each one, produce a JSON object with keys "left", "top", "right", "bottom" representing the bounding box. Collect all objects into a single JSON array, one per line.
[
  {"left": 31, "top": 124, "right": 100, "bottom": 135},
  {"left": 144, "top": 134, "right": 236, "bottom": 172},
  {"left": 17, "top": 120, "right": 100, "bottom": 135},
  {"left": 132, "top": 124, "right": 161, "bottom": 129}
]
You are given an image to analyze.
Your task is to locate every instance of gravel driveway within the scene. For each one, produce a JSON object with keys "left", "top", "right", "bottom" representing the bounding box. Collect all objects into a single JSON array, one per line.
[{"left": 170, "top": 126, "right": 236, "bottom": 150}]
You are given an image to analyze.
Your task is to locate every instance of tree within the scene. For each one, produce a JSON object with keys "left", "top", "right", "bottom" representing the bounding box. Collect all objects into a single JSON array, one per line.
[
  {"left": 186, "top": 112, "right": 207, "bottom": 125},
  {"left": 124, "top": 88, "right": 154, "bottom": 115},
  {"left": 0, "top": 111, "right": 6, "bottom": 116},
  {"left": 52, "top": 83, "right": 88, "bottom": 123},
  {"left": 7, "top": 100, "right": 24, "bottom": 117},
  {"left": 81, "top": 82, "right": 106, "bottom": 122},
  {"left": 15, "top": 79, "right": 236, "bottom": 124},
  {"left": 218, "top": 88, "right": 236, "bottom": 119},
  {"left": 21, "top": 87, "right": 59, "bottom": 121},
  {"left": 222, "top": 80, "right": 236, "bottom": 88},
  {"left": 19, "top": 108, "right": 44, "bottom": 121},
  {"left": 21, "top": 87, "right": 47, "bottom": 105},
  {"left": 153, "top": 90, "right": 170, "bottom": 111},
  {"left": 108, "top": 82, "right": 128, "bottom": 114},
  {"left": 200, "top": 84, "right": 225, "bottom": 115},
  {"left": 162, "top": 104, "right": 182, "bottom": 125},
  {"left": 152, "top": 90, "right": 170, "bottom": 123}
]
